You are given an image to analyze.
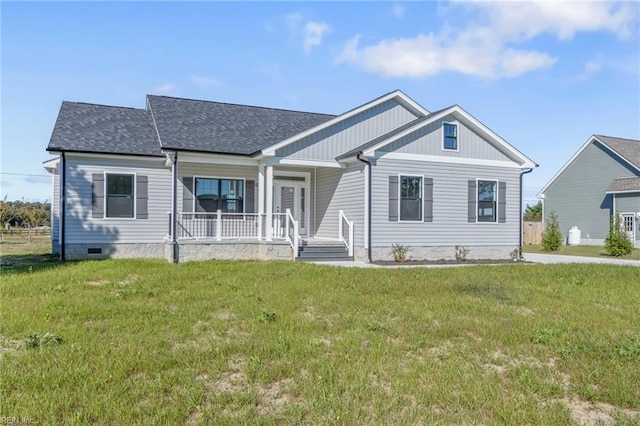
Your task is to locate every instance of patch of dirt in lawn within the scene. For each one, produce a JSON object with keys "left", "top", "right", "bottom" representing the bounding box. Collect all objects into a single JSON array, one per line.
[
  {"left": 186, "top": 356, "right": 300, "bottom": 423},
  {"left": 0, "top": 335, "right": 21, "bottom": 357},
  {"left": 551, "top": 397, "right": 640, "bottom": 426},
  {"left": 117, "top": 274, "right": 140, "bottom": 285},
  {"left": 86, "top": 279, "right": 109, "bottom": 286}
]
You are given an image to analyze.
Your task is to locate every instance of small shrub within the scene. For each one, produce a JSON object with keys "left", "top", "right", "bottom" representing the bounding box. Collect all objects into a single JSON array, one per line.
[
  {"left": 510, "top": 247, "right": 524, "bottom": 262},
  {"left": 19, "top": 332, "right": 64, "bottom": 350},
  {"left": 604, "top": 213, "right": 634, "bottom": 257},
  {"left": 258, "top": 308, "right": 276, "bottom": 323},
  {"left": 454, "top": 245, "right": 470, "bottom": 261},
  {"left": 541, "top": 211, "right": 563, "bottom": 252},
  {"left": 391, "top": 243, "right": 409, "bottom": 263}
]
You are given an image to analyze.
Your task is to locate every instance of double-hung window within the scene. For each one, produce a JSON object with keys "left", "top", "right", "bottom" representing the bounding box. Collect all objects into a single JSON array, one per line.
[
  {"left": 400, "top": 175, "right": 422, "bottom": 221},
  {"left": 477, "top": 180, "right": 497, "bottom": 222},
  {"left": 106, "top": 174, "right": 134, "bottom": 218},
  {"left": 443, "top": 123, "right": 458, "bottom": 150},
  {"left": 194, "top": 178, "right": 244, "bottom": 213}
]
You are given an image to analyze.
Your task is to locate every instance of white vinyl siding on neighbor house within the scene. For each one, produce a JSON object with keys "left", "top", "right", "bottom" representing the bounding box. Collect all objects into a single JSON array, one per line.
[
  {"left": 51, "top": 173, "right": 60, "bottom": 246},
  {"left": 379, "top": 115, "right": 512, "bottom": 162},
  {"left": 276, "top": 99, "right": 418, "bottom": 161},
  {"left": 372, "top": 157, "right": 520, "bottom": 247},
  {"left": 63, "top": 155, "right": 171, "bottom": 244},
  {"left": 314, "top": 164, "right": 365, "bottom": 245}
]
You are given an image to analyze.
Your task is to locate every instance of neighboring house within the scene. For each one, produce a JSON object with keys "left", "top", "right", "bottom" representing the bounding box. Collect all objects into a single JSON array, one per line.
[
  {"left": 537, "top": 135, "right": 640, "bottom": 247},
  {"left": 44, "top": 90, "right": 537, "bottom": 262}
]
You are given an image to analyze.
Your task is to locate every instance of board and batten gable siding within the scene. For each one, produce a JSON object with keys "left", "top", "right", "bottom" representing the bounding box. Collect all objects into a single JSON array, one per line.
[
  {"left": 379, "top": 115, "right": 512, "bottom": 162},
  {"left": 314, "top": 164, "right": 365, "bottom": 245},
  {"left": 544, "top": 141, "right": 640, "bottom": 241},
  {"left": 371, "top": 158, "right": 521, "bottom": 246},
  {"left": 276, "top": 99, "right": 418, "bottom": 161},
  {"left": 178, "top": 163, "right": 259, "bottom": 213},
  {"left": 64, "top": 156, "right": 171, "bottom": 244}
]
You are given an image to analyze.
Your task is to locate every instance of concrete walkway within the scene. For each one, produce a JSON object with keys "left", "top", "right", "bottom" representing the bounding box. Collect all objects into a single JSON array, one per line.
[{"left": 307, "top": 254, "right": 640, "bottom": 268}]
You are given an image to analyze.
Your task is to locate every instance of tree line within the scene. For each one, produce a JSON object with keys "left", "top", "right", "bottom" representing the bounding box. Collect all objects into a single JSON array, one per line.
[{"left": 0, "top": 201, "right": 51, "bottom": 230}]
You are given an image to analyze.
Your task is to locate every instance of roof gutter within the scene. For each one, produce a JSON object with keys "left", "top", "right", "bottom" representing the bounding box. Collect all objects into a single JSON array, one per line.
[
  {"left": 520, "top": 167, "right": 535, "bottom": 247},
  {"left": 356, "top": 152, "right": 372, "bottom": 263}
]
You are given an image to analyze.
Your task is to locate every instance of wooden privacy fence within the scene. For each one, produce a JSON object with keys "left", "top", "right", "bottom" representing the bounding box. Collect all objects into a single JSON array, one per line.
[{"left": 523, "top": 221, "right": 543, "bottom": 245}]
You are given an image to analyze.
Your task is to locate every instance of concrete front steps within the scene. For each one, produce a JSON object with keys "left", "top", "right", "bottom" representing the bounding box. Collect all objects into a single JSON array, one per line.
[{"left": 296, "top": 239, "right": 353, "bottom": 262}]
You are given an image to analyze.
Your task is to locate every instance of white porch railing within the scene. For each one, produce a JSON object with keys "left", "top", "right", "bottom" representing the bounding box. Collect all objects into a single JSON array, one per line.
[
  {"left": 174, "top": 212, "right": 299, "bottom": 248},
  {"left": 176, "top": 212, "right": 261, "bottom": 240},
  {"left": 338, "top": 210, "right": 354, "bottom": 257}
]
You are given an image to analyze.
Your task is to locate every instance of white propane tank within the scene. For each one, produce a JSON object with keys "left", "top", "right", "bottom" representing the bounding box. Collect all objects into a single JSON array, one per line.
[{"left": 567, "top": 226, "right": 581, "bottom": 245}]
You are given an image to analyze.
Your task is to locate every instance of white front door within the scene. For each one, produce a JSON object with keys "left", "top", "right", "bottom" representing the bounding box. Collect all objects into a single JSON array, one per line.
[
  {"left": 621, "top": 213, "right": 636, "bottom": 243},
  {"left": 274, "top": 181, "right": 308, "bottom": 235}
]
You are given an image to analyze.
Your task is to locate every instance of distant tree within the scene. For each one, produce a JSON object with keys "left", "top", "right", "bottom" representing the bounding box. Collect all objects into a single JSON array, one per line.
[
  {"left": 541, "top": 211, "right": 563, "bottom": 252},
  {"left": 604, "top": 213, "right": 634, "bottom": 257},
  {"left": 21, "top": 203, "right": 50, "bottom": 241},
  {"left": 523, "top": 201, "right": 542, "bottom": 222},
  {"left": 0, "top": 201, "right": 18, "bottom": 228}
]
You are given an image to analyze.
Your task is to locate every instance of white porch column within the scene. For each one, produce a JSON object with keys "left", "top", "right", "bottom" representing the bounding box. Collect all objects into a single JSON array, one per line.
[
  {"left": 257, "top": 165, "right": 265, "bottom": 239},
  {"left": 265, "top": 164, "right": 274, "bottom": 241}
]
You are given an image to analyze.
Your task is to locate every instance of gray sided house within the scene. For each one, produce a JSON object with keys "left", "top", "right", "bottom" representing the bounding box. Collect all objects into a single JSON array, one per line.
[
  {"left": 537, "top": 135, "right": 640, "bottom": 247},
  {"left": 44, "top": 90, "right": 537, "bottom": 262}
]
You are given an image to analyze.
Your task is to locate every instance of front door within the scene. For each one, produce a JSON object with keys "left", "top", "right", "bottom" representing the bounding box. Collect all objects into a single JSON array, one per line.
[
  {"left": 621, "top": 213, "right": 636, "bottom": 243},
  {"left": 274, "top": 181, "right": 308, "bottom": 235}
]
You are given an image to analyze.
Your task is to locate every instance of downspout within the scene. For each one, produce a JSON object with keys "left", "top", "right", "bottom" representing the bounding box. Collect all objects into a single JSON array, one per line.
[
  {"left": 520, "top": 168, "right": 534, "bottom": 247},
  {"left": 356, "top": 153, "right": 372, "bottom": 262},
  {"left": 60, "top": 153, "right": 66, "bottom": 262},
  {"left": 171, "top": 152, "right": 179, "bottom": 263}
]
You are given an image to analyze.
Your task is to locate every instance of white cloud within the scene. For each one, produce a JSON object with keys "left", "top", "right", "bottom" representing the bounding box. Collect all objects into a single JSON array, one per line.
[
  {"left": 577, "top": 59, "right": 604, "bottom": 80},
  {"left": 392, "top": 4, "right": 405, "bottom": 18},
  {"left": 303, "top": 21, "right": 330, "bottom": 54},
  {"left": 285, "top": 12, "right": 304, "bottom": 33},
  {"left": 151, "top": 84, "right": 175, "bottom": 95},
  {"left": 190, "top": 74, "right": 221, "bottom": 89},
  {"left": 337, "top": 1, "right": 637, "bottom": 79}
]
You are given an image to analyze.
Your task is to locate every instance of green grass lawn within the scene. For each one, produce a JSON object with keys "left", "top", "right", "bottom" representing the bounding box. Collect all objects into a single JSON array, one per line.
[
  {"left": 523, "top": 244, "right": 640, "bottom": 260},
  {"left": 1, "top": 250, "right": 639, "bottom": 423}
]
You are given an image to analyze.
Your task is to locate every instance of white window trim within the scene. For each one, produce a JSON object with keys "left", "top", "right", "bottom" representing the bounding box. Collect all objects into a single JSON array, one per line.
[
  {"left": 104, "top": 172, "right": 136, "bottom": 220},
  {"left": 398, "top": 174, "right": 424, "bottom": 223},
  {"left": 476, "top": 178, "right": 498, "bottom": 224},
  {"left": 442, "top": 121, "right": 459, "bottom": 152},
  {"left": 193, "top": 175, "right": 247, "bottom": 214}
]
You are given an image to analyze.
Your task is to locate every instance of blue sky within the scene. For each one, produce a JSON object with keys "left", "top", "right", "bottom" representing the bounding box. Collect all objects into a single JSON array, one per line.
[{"left": 2, "top": 1, "right": 639, "bottom": 206}]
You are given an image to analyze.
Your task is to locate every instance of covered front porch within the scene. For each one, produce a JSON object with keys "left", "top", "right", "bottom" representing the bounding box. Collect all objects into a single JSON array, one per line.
[{"left": 165, "top": 154, "right": 356, "bottom": 261}]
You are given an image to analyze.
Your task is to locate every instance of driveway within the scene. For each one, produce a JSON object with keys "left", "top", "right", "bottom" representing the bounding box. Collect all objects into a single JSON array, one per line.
[{"left": 523, "top": 253, "right": 640, "bottom": 266}]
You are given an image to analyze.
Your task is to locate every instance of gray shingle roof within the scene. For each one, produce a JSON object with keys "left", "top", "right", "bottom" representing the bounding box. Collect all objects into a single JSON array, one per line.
[
  {"left": 147, "top": 95, "right": 336, "bottom": 155},
  {"left": 606, "top": 177, "right": 640, "bottom": 193},
  {"left": 595, "top": 135, "right": 640, "bottom": 170},
  {"left": 47, "top": 102, "right": 162, "bottom": 156}
]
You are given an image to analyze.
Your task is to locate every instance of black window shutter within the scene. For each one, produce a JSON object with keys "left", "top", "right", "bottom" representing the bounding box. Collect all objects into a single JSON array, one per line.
[
  {"left": 245, "top": 180, "right": 255, "bottom": 213},
  {"left": 388, "top": 175, "right": 398, "bottom": 222},
  {"left": 136, "top": 175, "right": 148, "bottom": 219},
  {"left": 498, "top": 181, "right": 507, "bottom": 223},
  {"left": 182, "top": 177, "right": 193, "bottom": 212},
  {"left": 424, "top": 177, "right": 433, "bottom": 222},
  {"left": 92, "top": 173, "right": 104, "bottom": 218},
  {"left": 468, "top": 180, "right": 477, "bottom": 223}
]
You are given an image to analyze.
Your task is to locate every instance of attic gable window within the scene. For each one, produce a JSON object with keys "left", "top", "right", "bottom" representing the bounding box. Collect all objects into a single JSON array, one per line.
[{"left": 443, "top": 123, "right": 458, "bottom": 150}]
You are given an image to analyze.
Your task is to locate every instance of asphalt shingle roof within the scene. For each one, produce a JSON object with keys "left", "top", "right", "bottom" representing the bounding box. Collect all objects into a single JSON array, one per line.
[
  {"left": 596, "top": 135, "right": 640, "bottom": 170},
  {"left": 47, "top": 102, "right": 162, "bottom": 156},
  {"left": 146, "top": 95, "right": 336, "bottom": 155},
  {"left": 606, "top": 177, "right": 640, "bottom": 193}
]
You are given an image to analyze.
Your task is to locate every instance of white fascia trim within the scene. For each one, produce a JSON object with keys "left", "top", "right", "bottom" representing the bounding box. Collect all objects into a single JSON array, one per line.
[
  {"left": 261, "top": 90, "right": 428, "bottom": 156},
  {"left": 380, "top": 152, "right": 523, "bottom": 169},
  {"left": 273, "top": 158, "right": 344, "bottom": 169},
  {"left": 605, "top": 189, "right": 640, "bottom": 194},
  {"left": 43, "top": 157, "right": 60, "bottom": 174},
  {"left": 64, "top": 152, "right": 165, "bottom": 163},
  {"left": 178, "top": 152, "right": 259, "bottom": 166},
  {"left": 363, "top": 105, "right": 537, "bottom": 169}
]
